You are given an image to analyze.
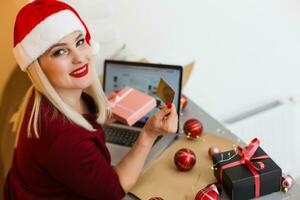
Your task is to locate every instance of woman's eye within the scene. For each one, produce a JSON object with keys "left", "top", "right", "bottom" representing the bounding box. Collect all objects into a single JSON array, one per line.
[
  {"left": 76, "top": 38, "right": 85, "bottom": 47},
  {"left": 52, "top": 49, "right": 66, "bottom": 57}
]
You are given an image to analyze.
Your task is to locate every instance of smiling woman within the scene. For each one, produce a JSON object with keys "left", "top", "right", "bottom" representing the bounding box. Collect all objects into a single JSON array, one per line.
[
  {"left": 4, "top": 1, "right": 178, "bottom": 199},
  {"left": 39, "top": 31, "right": 95, "bottom": 111}
]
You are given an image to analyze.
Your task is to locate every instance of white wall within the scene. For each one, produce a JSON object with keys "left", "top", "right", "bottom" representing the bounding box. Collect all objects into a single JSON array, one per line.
[{"left": 108, "top": 0, "right": 300, "bottom": 119}]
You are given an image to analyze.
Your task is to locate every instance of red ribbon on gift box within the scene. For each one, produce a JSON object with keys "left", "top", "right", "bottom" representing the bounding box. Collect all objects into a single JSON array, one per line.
[{"left": 219, "top": 138, "right": 270, "bottom": 198}]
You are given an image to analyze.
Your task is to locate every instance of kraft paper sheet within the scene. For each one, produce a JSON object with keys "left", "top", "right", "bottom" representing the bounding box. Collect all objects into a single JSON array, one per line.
[{"left": 129, "top": 133, "right": 238, "bottom": 200}]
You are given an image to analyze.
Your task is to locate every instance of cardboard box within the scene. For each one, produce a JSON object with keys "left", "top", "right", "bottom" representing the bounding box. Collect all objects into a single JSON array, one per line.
[
  {"left": 109, "top": 87, "right": 156, "bottom": 126},
  {"left": 212, "top": 139, "right": 282, "bottom": 200},
  {"left": 182, "top": 60, "right": 195, "bottom": 88}
]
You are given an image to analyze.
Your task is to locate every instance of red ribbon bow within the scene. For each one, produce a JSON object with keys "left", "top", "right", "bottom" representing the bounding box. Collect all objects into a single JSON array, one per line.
[{"left": 219, "top": 138, "right": 270, "bottom": 198}]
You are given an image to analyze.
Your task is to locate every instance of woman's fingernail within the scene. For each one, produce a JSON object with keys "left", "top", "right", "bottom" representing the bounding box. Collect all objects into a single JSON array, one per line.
[{"left": 167, "top": 103, "right": 172, "bottom": 109}]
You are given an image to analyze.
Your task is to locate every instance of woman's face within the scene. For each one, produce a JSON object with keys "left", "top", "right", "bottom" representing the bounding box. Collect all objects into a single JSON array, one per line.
[{"left": 39, "top": 31, "right": 94, "bottom": 94}]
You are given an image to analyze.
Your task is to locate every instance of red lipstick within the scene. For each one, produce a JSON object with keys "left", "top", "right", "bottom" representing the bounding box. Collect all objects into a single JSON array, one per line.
[{"left": 70, "top": 64, "right": 89, "bottom": 78}]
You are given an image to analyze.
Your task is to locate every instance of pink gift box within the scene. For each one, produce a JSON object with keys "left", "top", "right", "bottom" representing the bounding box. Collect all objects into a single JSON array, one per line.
[{"left": 109, "top": 87, "right": 156, "bottom": 126}]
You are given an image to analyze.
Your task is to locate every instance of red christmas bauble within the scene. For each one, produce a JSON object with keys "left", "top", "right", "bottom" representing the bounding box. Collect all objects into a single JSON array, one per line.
[
  {"left": 208, "top": 147, "right": 221, "bottom": 158},
  {"left": 183, "top": 118, "right": 203, "bottom": 139},
  {"left": 148, "top": 197, "right": 164, "bottom": 200},
  {"left": 194, "top": 184, "right": 220, "bottom": 200},
  {"left": 206, "top": 183, "right": 222, "bottom": 196},
  {"left": 174, "top": 148, "right": 196, "bottom": 171},
  {"left": 180, "top": 94, "right": 188, "bottom": 111}
]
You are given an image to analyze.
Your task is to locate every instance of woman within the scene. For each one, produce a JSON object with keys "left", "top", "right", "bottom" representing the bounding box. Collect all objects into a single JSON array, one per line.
[{"left": 4, "top": 0, "right": 178, "bottom": 199}]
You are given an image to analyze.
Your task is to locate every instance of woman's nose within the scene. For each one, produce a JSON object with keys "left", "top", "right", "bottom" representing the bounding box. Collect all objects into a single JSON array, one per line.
[{"left": 71, "top": 49, "right": 85, "bottom": 64}]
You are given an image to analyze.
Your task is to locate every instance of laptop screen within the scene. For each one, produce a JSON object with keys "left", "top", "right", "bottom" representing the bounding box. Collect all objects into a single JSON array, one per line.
[{"left": 103, "top": 60, "right": 182, "bottom": 128}]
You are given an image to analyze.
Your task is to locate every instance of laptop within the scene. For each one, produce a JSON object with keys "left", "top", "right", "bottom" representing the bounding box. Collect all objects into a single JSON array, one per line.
[{"left": 102, "top": 60, "right": 183, "bottom": 164}]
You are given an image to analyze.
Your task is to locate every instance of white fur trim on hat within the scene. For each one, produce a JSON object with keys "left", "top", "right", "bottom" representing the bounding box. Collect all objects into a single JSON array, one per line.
[{"left": 13, "top": 10, "right": 86, "bottom": 71}]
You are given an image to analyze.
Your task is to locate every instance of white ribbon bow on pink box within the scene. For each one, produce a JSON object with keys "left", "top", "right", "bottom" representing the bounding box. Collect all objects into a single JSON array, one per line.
[{"left": 108, "top": 87, "right": 156, "bottom": 126}]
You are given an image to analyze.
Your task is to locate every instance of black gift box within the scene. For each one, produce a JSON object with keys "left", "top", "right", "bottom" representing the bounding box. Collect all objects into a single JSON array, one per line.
[{"left": 212, "top": 147, "right": 282, "bottom": 200}]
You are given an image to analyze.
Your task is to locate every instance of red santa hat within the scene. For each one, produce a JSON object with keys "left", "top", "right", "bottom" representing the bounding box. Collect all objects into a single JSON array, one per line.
[{"left": 13, "top": 0, "right": 97, "bottom": 71}]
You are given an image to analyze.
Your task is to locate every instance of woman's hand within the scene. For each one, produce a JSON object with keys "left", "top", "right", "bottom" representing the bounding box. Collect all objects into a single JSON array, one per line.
[{"left": 143, "top": 103, "right": 178, "bottom": 138}]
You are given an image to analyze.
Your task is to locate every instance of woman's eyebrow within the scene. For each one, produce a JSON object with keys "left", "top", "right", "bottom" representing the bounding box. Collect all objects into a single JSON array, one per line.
[
  {"left": 75, "top": 33, "right": 83, "bottom": 41},
  {"left": 48, "top": 33, "right": 84, "bottom": 51}
]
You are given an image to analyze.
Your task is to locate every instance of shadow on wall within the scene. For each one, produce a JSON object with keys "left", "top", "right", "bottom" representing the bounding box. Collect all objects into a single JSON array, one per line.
[{"left": 0, "top": 66, "right": 31, "bottom": 199}]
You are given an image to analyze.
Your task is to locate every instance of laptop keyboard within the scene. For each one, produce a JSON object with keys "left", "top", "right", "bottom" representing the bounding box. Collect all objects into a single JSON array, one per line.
[{"left": 103, "top": 126, "right": 140, "bottom": 147}]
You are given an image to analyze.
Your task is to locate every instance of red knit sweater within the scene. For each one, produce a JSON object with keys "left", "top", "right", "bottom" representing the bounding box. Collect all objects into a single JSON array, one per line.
[{"left": 4, "top": 94, "right": 125, "bottom": 200}]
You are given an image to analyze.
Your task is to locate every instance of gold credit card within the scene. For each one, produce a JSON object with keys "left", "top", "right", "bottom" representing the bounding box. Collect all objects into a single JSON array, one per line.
[{"left": 156, "top": 78, "right": 175, "bottom": 105}]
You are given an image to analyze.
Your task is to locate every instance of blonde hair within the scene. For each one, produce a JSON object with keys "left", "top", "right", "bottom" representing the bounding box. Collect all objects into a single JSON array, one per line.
[{"left": 13, "top": 60, "right": 110, "bottom": 146}]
